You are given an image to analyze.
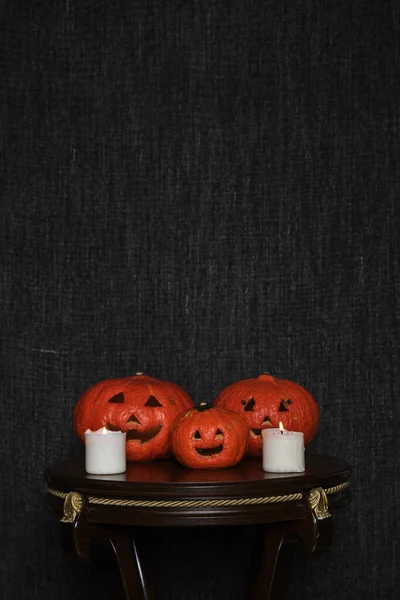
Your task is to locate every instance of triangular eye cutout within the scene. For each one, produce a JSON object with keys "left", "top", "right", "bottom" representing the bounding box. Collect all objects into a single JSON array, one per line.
[
  {"left": 145, "top": 395, "right": 162, "bottom": 407},
  {"left": 279, "top": 399, "right": 292, "bottom": 412},
  {"left": 244, "top": 397, "right": 256, "bottom": 412},
  {"left": 108, "top": 392, "right": 125, "bottom": 404},
  {"left": 193, "top": 430, "right": 202, "bottom": 439},
  {"left": 215, "top": 428, "right": 223, "bottom": 436}
]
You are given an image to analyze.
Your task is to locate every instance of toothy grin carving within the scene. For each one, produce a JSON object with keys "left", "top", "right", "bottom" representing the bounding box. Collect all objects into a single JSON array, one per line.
[
  {"left": 126, "top": 424, "right": 162, "bottom": 443},
  {"left": 195, "top": 444, "right": 223, "bottom": 456},
  {"left": 250, "top": 428, "right": 262, "bottom": 438}
]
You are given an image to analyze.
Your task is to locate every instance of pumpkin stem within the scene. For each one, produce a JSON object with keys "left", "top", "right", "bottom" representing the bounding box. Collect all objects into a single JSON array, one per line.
[
  {"left": 259, "top": 373, "right": 277, "bottom": 384},
  {"left": 197, "top": 402, "right": 212, "bottom": 412}
]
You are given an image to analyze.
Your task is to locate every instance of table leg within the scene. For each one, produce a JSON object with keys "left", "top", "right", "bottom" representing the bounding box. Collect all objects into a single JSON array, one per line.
[
  {"left": 72, "top": 517, "right": 156, "bottom": 600},
  {"left": 269, "top": 546, "right": 290, "bottom": 600},
  {"left": 252, "top": 523, "right": 287, "bottom": 600},
  {"left": 251, "top": 489, "right": 335, "bottom": 599},
  {"left": 107, "top": 528, "right": 156, "bottom": 600}
]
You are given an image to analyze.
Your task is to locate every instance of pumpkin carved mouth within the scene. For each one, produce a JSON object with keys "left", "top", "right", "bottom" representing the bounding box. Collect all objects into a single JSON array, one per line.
[
  {"left": 126, "top": 424, "right": 163, "bottom": 443},
  {"left": 106, "top": 422, "right": 163, "bottom": 444},
  {"left": 195, "top": 443, "right": 224, "bottom": 457},
  {"left": 250, "top": 428, "right": 262, "bottom": 437}
]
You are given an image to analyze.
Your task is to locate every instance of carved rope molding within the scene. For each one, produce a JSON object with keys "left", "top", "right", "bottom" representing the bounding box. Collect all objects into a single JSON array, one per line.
[{"left": 48, "top": 481, "right": 349, "bottom": 523}]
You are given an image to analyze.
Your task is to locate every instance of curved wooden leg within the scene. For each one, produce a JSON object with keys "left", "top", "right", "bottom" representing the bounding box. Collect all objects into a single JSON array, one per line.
[
  {"left": 72, "top": 516, "right": 155, "bottom": 600},
  {"left": 252, "top": 523, "right": 287, "bottom": 600},
  {"left": 107, "top": 528, "right": 156, "bottom": 600},
  {"left": 270, "top": 545, "right": 290, "bottom": 600},
  {"left": 251, "top": 488, "right": 334, "bottom": 600}
]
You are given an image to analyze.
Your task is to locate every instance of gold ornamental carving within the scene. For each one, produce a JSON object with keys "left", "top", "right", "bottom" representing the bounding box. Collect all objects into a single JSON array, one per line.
[
  {"left": 308, "top": 487, "right": 331, "bottom": 520},
  {"left": 60, "top": 491, "right": 84, "bottom": 523}
]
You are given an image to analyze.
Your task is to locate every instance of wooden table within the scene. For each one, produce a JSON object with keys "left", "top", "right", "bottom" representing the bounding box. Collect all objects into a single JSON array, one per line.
[{"left": 44, "top": 454, "right": 351, "bottom": 600}]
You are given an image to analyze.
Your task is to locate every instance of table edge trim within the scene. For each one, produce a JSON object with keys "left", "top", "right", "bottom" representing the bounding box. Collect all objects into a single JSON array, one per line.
[{"left": 47, "top": 481, "right": 349, "bottom": 509}]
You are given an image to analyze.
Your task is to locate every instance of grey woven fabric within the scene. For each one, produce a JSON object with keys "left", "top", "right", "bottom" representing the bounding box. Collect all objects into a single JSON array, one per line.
[{"left": 1, "top": 1, "right": 399, "bottom": 598}]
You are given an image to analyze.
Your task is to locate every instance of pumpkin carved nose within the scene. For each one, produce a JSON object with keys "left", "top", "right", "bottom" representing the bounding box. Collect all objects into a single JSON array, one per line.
[{"left": 127, "top": 413, "right": 141, "bottom": 424}]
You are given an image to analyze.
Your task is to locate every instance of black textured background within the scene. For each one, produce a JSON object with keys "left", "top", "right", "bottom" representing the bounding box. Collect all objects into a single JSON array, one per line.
[{"left": 1, "top": 1, "right": 400, "bottom": 599}]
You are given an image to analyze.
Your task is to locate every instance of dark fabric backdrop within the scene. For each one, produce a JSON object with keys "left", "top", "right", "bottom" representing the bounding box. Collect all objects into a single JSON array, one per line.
[{"left": 1, "top": 1, "right": 399, "bottom": 599}]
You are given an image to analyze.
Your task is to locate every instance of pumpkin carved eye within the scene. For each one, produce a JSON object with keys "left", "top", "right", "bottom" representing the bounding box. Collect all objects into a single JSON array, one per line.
[
  {"left": 279, "top": 399, "right": 292, "bottom": 412},
  {"left": 242, "top": 397, "right": 256, "bottom": 411},
  {"left": 145, "top": 395, "right": 162, "bottom": 407},
  {"left": 108, "top": 392, "right": 125, "bottom": 404},
  {"left": 193, "top": 430, "right": 202, "bottom": 439}
]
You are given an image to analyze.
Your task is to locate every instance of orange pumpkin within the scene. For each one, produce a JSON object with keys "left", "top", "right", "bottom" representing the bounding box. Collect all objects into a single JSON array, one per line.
[
  {"left": 214, "top": 374, "right": 319, "bottom": 456},
  {"left": 74, "top": 373, "right": 194, "bottom": 461},
  {"left": 170, "top": 403, "right": 248, "bottom": 469}
]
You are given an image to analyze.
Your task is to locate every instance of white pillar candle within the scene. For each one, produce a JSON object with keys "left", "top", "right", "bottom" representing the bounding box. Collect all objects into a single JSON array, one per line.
[
  {"left": 262, "top": 423, "right": 305, "bottom": 473},
  {"left": 85, "top": 427, "right": 127, "bottom": 475}
]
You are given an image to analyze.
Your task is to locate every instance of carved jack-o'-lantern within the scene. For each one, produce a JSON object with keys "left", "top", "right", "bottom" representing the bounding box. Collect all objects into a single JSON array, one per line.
[
  {"left": 170, "top": 403, "right": 248, "bottom": 469},
  {"left": 73, "top": 373, "right": 194, "bottom": 461},
  {"left": 214, "top": 374, "right": 319, "bottom": 456}
]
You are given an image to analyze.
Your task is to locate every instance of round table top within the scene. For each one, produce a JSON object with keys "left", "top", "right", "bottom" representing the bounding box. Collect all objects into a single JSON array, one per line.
[{"left": 45, "top": 453, "right": 351, "bottom": 499}]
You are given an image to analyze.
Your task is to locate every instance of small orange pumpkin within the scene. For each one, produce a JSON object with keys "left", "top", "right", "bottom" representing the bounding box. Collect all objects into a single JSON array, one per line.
[
  {"left": 170, "top": 403, "right": 248, "bottom": 469},
  {"left": 214, "top": 374, "right": 319, "bottom": 456},
  {"left": 74, "top": 373, "right": 194, "bottom": 461}
]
